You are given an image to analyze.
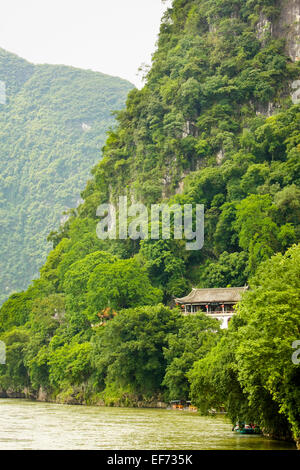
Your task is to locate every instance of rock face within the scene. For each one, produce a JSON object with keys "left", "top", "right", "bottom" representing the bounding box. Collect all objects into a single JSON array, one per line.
[
  {"left": 256, "top": 1, "right": 300, "bottom": 62},
  {"left": 255, "top": 0, "right": 300, "bottom": 114},
  {"left": 182, "top": 120, "right": 199, "bottom": 138},
  {"left": 273, "top": 0, "right": 300, "bottom": 62},
  {"left": 291, "top": 79, "right": 300, "bottom": 103}
]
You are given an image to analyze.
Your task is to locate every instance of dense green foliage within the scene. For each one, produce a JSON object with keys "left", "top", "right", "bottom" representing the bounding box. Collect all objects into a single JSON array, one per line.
[
  {"left": 0, "top": 48, "right": 133, "bottom": 305},
  {"left": 0, "top": 0, "right": 299, "bottom": 445},
  {"left": 189, "top": 245, "right": 300, "bottom": 443}
]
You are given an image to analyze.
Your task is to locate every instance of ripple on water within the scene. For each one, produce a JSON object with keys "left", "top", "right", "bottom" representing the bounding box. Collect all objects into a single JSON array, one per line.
[{"left": 0, "top": 399, "right": 296, "bottom": 450}]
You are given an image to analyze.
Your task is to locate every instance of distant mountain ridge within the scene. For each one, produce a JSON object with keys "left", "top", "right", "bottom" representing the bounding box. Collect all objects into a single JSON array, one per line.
[{"left": 0, "top": 48, "right": 134, "bottom": 305}]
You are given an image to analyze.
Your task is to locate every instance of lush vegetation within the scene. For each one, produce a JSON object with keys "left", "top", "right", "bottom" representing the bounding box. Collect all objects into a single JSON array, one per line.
[
  {"left": 0, "top": 0, "right": 299, "bottom": 446},
  {"left": 0, "top": 48, "right": 133, "bottom": 305},
  {"left": 189, "top": 244, "right": 300, "bottom": 443}
]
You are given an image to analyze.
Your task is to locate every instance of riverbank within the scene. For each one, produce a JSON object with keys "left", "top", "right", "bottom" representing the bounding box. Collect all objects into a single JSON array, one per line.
[{"left": 0, "top": 386, "right": 168, "bottom": 409}]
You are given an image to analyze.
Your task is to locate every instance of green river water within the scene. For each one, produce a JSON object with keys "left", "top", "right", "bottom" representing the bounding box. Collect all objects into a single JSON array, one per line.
[{"left": 0, "top": 399, "right": 296, "bottom": 450}]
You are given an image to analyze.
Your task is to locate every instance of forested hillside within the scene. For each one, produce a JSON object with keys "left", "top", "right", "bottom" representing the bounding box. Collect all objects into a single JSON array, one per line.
[
  {"left": 0, "top": 48, "right": 133, "bottom": 305},
  {"left": 0, "top": 0, "right": 299, "bottom": 446}
]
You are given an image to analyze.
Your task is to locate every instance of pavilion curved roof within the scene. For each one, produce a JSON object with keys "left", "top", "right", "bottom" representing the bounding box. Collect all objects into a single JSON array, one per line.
[{"left": 175, "top": 286, "right": 248, "bottom": 304}]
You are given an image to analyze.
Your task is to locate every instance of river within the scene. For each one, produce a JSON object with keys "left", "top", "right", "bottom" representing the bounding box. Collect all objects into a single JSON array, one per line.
[{"left": 0, "top": 399, "right": 296, "bottom": 450}]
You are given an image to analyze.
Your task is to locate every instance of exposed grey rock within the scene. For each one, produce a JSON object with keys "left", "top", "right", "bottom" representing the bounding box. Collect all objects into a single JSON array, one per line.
[
  {"left": 273, "top": 0, "right": 300, "bottom": 62},
  {"left": 216, "top": 149, "right": 225, "bottom": 165},
  {"left": 291, "top": 79, "right": 300, "bottom": 103},
  {"left": 182, "top": 120, "right": 199, "bottom": 138}
]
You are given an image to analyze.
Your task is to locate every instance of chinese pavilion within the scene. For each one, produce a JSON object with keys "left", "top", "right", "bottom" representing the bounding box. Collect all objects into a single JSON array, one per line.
[{"left": 175, "top": 286, "right": 248, "bottom": 329}]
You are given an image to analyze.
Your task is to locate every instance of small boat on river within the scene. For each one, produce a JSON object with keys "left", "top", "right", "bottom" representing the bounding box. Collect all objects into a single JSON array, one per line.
[{"left": 233, "top": 423, "right": 261, "bottom": 434}]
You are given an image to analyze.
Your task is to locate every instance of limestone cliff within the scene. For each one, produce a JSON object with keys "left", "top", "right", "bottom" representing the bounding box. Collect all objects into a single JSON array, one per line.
[{"left": 274, "top": 0, "right": 300, "bottom": 62}]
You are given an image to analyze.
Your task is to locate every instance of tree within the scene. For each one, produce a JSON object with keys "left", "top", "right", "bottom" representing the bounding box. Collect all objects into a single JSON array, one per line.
[
  {"left": 0, "top": 327, "right": 30, "bottom": 392},
  {"left": 63, "top": 251, "right": 117, "bottom": 314},
  {"left": 188, "top": 315, "right": 251, "bottom": 420},
  {"left": 0, "top": 289, "right": 34, "bottom": 332},
  {"left": 189, "top": 245, "right": 300, "bottom": 446},
  {"left": 234, "top": 194, "right": 296, "bottom": 274},
  {"left": 92, "top": 304, "right": 180, "bottom": 400},
  {"left": 162, "top": 313, "right": 220, "bottom": 400},
  {"left": 139, "top": 239, "right": 189, "bottom": 300},
  {"left": 236, "top": 244, "right": 300, "bottom": 445},
  {"left": 86, "top": 258, "right": 163, "bottom": 320},
  {"left": 48, "top": 341, "right": 93, "bottom": 388},
  {"left": 199, "top": 251, "right": 248, "bottom": 287}
]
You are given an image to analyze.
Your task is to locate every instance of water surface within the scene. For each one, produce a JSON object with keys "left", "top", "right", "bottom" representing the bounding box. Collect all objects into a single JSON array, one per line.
[{"left": 0, "top": 399, "right": 296, "bottom": 450}]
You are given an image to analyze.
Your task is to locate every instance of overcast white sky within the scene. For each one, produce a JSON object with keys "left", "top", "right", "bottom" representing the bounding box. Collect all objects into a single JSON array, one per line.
[{"left": 0, "top": 0, "right": 172, "bottom": 88}]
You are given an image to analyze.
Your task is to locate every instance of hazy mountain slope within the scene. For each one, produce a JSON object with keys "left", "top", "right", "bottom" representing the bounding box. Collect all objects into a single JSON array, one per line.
[{"left": 0, "top": 49, "right": 133, "bottom": 304}]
